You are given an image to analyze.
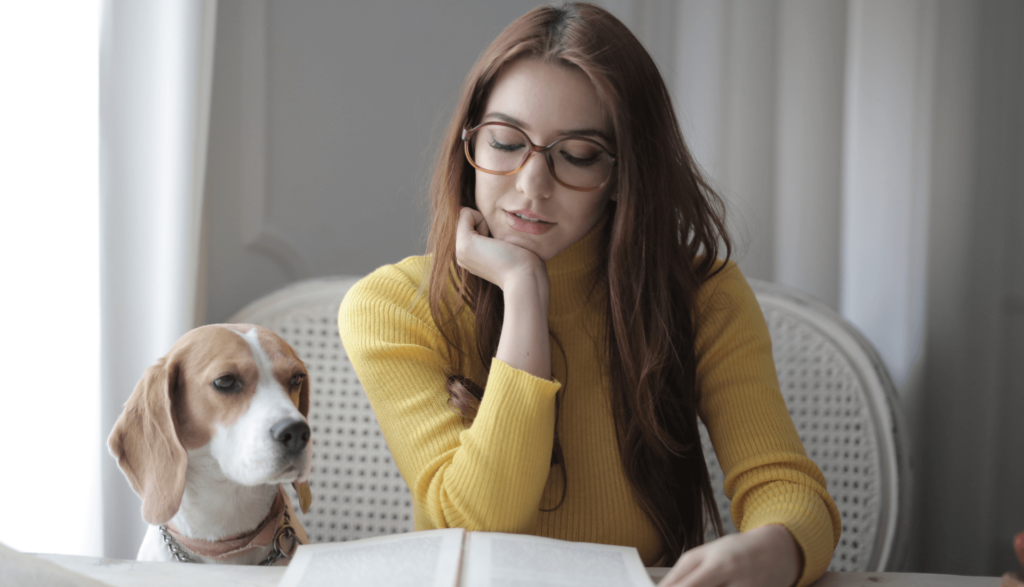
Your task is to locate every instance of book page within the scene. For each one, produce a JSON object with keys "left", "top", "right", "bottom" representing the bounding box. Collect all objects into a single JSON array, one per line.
[
  {"left": 462, "top": 532, "right": 655, "bottom": 587},
  {"left": 32, "top": 553, "right": 285, "bottom": 587},
  {"left": 277, "top": 528, "right": 464, "bottom": 587},
  {"left": 0, "top": 543, "right": 113, "bottom": 587}
]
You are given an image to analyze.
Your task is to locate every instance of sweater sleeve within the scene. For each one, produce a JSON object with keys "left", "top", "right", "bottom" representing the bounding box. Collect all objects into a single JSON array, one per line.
[
  {"left": 337, "top": 260, "right": 561, "bottom": 534},
  {"left": 695, "top": 262, "right": 842, "bottom": 587}
]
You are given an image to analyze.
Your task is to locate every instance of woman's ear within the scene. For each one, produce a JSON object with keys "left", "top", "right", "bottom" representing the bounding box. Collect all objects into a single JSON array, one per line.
[{"left": 107, "top": 356, "right": 189, "bottom": 525}]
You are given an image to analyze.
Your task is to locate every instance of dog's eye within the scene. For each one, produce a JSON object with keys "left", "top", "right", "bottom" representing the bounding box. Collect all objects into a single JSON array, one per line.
[
  {"left": 212, "top": 375, "right": 240, "bottom": 392},
  {"left": 289, "top": 374, "right": 305, "bottom": 389}
]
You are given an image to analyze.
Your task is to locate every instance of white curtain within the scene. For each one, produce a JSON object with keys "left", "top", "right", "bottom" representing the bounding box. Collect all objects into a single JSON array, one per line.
[
  {"left": 604, "top": 0, "right": 1024, "bottom": 577},
  {"left": 99, "top": 0, "right": 217, "bottom": 559}
]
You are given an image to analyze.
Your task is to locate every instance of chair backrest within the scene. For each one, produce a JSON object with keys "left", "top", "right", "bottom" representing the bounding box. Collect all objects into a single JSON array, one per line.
[
  {"left": 228, "top": 277, "right": 416, "bottom": 543},
  {"left": 229, "top": 276, "right": 907, "bottom": 570},
  {"left": 699, "top": 279, "right": 907, "bottom": 572}
]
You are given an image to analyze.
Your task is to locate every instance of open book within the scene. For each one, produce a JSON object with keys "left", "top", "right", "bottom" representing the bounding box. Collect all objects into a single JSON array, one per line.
[{"left": 277, "top": 528, "right": 658, "bottom": 587}]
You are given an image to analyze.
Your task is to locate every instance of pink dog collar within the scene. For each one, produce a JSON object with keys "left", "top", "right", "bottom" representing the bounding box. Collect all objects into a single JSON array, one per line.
[{"left": 162, "top": 487, "right": 300, "bottom": 565}]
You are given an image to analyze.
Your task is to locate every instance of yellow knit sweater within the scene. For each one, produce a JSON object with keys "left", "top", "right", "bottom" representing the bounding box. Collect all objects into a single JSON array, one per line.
[{"left": 338, "top": 225, "right": 841, "bottom": 587}]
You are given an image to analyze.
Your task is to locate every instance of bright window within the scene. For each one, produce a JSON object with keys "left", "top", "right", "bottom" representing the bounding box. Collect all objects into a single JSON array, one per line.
[{"left": 0, "top": 1, "right": 102, "bottom": 556}]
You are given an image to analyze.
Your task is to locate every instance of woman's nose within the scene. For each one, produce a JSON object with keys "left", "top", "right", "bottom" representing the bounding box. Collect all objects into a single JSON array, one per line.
[{"left": 515, "top": 151, "right": 554, "bottom": 199}]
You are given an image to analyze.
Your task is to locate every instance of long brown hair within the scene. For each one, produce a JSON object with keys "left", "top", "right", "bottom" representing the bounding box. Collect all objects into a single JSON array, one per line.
[{"left": 427, "top": 2, "right": 730, "bottom": 560}]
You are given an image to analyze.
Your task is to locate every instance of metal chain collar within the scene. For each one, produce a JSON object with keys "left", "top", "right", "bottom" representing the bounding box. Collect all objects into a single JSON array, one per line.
[
  {"left": 158, "top": 525, "right": 198, "bottom": 563},
  {"left": 260, "top": 509, "right": 301, "bottom": 566},
  {"left": 158, "top": 509, "right": 302, "bottom": 566}
]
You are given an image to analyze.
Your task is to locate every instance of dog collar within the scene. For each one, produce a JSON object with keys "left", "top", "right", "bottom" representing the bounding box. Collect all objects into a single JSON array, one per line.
[{"left": 160, "top": 486, "right": 301, "bottom": 565}]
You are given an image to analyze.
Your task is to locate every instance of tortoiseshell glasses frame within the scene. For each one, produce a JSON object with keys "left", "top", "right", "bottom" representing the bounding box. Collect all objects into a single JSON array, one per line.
[{"left": 461, "top": 121, "right": 617, "bottom": 192}]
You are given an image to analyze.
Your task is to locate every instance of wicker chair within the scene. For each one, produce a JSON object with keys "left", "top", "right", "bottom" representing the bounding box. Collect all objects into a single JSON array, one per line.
[
  {"left": 228, "top": 276, "right": 907, "bottom": 571},
  {"left": 229, "top": 277, "right": 415, "bottom": 543},
  {"left": 699, "top": 279, "right": 908, "bottom": 572}
]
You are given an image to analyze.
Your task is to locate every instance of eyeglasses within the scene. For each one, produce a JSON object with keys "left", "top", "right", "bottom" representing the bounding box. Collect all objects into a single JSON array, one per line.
[{"left": 462, "top": 122, "right": 617, "bottom": 192}]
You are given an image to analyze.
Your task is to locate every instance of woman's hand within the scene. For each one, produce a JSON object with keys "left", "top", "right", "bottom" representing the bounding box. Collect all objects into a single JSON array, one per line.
[
  {"left": 1001, "top": 531, "right": 1024, "bottom": 586},
  {"left": 659, "top": 525, "right": 802, "bottom": 587},
  {"left": 455, "top": 207, "right": 552, "bottom": 380},
  {"left": 455, "top": 207, "right": 547, "bottom": 292}
]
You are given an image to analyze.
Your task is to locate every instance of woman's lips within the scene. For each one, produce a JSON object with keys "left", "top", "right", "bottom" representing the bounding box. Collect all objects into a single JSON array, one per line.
[{"left": 505, "top": 210, "right": 554, "bottom": 234}]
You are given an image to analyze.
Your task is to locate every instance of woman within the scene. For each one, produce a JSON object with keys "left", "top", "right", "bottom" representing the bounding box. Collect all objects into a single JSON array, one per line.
[{"left": 339, "top": 4, "right": 840, "bottom": 586}]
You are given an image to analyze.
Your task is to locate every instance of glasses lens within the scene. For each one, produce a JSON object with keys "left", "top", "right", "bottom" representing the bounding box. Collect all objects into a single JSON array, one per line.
[
  {"left": 550, "top": 138, "right": 614, "bottom": 190},
  {"left": 468, "top": 124, "right": 530, "bottom": 173},
  {"left": 467, "top": 123, "right": 614, "bottom": 190}
]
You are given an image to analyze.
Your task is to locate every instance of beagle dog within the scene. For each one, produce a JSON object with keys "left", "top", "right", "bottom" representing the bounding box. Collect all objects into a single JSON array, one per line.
[{"left": 108, "top": 324, "right": 314, "bottom": 565}]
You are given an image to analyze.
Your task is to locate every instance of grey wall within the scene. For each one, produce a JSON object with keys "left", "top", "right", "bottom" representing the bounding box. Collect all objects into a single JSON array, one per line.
[
  {"left": 203, "top": 0, "right": 545, "bottom": 323},
  {"left": 916, "top": 0, "right": 1024, "bottom": 575}
]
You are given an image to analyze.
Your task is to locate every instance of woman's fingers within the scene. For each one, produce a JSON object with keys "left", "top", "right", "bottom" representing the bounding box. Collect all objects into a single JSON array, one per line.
[
  {"left": 674, "top": 566, "right": 725, "bottom": 587},
  {"left": 658, "top": 526, "right": 800, "bottom": 587},
  {"left": 661, "top": 546, "right": 739, "bottom": 587},
  {"left": 455, "top": 207, "right": 483, "bottom": 270},
  {"left": 659, "top": 549, "right": 705, "bottom": 586},
  {"left": 1014, "top": 532, "right": 1024, "bottom": 569},
  {"left": 454, "top": 206, "right": 546, "bottom": 291},
  {"left": 1002, "top": 572, "right": 1024, "bottom": 587},
  {"left": 458, "top": 207, "right": 485, "bottom": 235},
  {"left": 661, "top": 557, "right": 725, "bottom": 587},
  {"left": 475, "top": 216, "right": 490, "bottom": 237}
]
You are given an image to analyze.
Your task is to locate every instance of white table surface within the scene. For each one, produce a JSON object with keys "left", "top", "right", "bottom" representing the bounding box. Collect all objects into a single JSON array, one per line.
[{"left": 27, "top": 553, "right": 1001, "bottom": 587}]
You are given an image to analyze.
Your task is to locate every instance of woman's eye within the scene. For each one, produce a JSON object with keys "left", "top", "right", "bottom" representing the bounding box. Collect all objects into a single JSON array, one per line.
[
  {"left": 212, "top": 375, "right": 239, "bottom": 392},
  {"left": 290, "top": 374, "right": 306, "bottom": 389},
  {"left": 488, "top": 138, "right": 524, "bottom": 152},
  {"left": 560, "top": 150, "right": 600, "bottom": 167}
]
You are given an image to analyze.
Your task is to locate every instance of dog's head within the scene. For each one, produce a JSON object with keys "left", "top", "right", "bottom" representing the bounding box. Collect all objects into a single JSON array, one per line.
[{"left": 108, "top": 324, "right": 313, "bottom": 525}]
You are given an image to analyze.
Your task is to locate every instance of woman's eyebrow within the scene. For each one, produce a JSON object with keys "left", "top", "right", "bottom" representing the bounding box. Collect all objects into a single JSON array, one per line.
[
  {"left": 484, "top": 111, "right": 529, "bottom": 127},
  {"left": 560, "top": 127, "right": 613, "bottom": 144},
  {"left": 483, "top": 111, "right": 613, "bottom": 145}
]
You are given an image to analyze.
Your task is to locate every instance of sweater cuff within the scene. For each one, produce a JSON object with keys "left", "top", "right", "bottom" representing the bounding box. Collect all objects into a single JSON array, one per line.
[
  {"left": 738, "top": 485, "right": 837, "bottom": 587},
  {"left": 484, "top": 358, "right": 562, "bottom": 401},
  {"left": 470, "top": 358, "right": 561, "bottom": 470},
  {"left": 443, "top": 359, "right": 560, "bottom": 530}
]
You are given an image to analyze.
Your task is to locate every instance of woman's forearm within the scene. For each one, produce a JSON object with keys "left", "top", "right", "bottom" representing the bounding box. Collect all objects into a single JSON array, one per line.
[
  {"left": 494, "top": 267, "right": 552, "bottom": 380},
  {"left": 339, "top": 265, "right": 559, "bottom": 534}
]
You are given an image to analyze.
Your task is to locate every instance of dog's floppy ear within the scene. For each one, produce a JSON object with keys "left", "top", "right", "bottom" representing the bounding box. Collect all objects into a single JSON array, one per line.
[
  {"left": 291, "top": 360, "right": 313, "bottom": 513},
  {"left": 294, "top": 358, "right": 310, "bottom": 418},
  {"left": 107, "top": 355, "right": 188, "bottom": 525},
  {"left": 293, "top": 480, "right": 312, "bottom": 515}
]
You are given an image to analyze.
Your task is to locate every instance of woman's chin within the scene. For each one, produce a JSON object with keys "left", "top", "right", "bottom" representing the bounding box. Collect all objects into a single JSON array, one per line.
[{"left": 494, "top": 233, "right": 553, "bottom": 261}]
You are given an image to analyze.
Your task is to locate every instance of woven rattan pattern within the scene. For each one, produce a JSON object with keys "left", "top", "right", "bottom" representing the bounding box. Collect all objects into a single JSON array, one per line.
[
  {"left": 264, "top": 306, "right": 415, "bottom": 543},
  {"left": 700, "top": 306, "right": 880, "bottom": 572}
]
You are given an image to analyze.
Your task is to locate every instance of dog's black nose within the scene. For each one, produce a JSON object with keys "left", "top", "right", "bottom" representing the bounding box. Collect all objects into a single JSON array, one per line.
[{"left": 270, "top": 418, "right": 310, "bottom": 453}]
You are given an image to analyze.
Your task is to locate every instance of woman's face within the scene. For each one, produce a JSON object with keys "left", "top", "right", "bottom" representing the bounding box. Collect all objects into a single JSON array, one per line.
[{"left": 473, "top": 58, "right": 615, "bottom": 262}]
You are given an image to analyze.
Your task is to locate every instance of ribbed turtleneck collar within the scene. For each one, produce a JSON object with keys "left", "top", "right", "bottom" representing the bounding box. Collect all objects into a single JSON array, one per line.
[{"left": 544, "top": 213, "right": 609, "bottom": 318}]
